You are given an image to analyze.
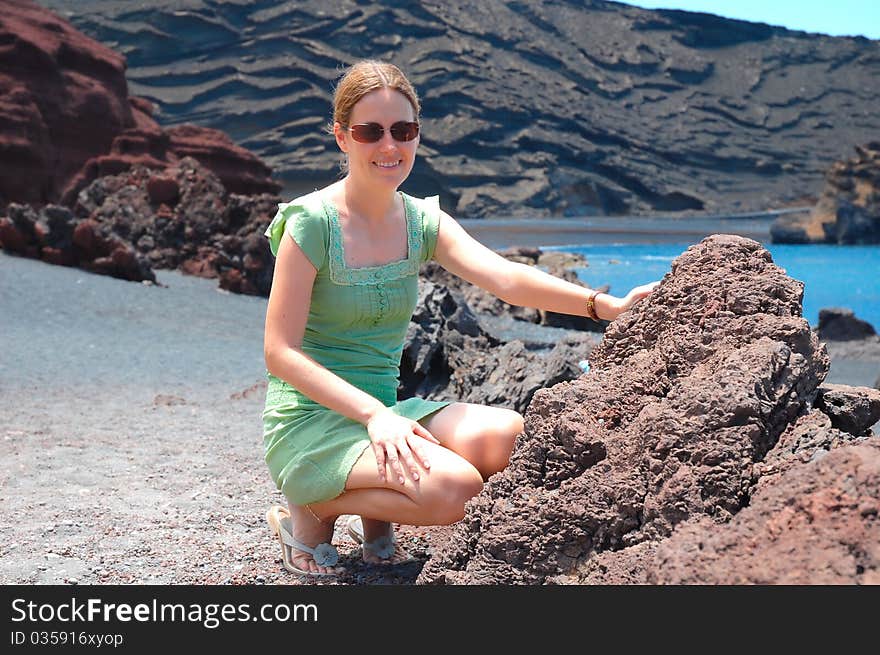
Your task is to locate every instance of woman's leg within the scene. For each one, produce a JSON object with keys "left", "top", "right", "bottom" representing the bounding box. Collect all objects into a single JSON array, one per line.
[
  {"left": 282, "top": 502, "right": 344, "bottom": 575},
  {"left": 284, "top": 403, "right": 521, "bottom": 570},
  {"left": 294, "top": 439, "right": 484, "bottom": 566},
  {"left": 317, "top": 439, "right": 484, "bottom": 523},
  {"left": 420, "top": 403, "right": 524, "bottom": 480}
]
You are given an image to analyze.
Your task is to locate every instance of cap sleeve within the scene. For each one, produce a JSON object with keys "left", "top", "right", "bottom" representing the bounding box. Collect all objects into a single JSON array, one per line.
[
  {"left": 264, "top": 197, "right": 328, "bottom": 270},
  {"left": 419, "top": 195, "right": 441, "bottom": 262}
]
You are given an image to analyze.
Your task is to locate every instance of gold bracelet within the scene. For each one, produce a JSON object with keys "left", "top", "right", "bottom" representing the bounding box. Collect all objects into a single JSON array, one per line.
[{"left": 585, "top": 290, "right": 601, "bottom": 321}]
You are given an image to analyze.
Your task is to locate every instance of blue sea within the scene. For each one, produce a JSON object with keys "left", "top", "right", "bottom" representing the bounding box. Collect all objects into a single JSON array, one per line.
[
  {"left": 459, "top": 215, "right": 880, "bottom": 330},
  {"left": 556, "top": 242, "right": 880, "bottom": 330}
]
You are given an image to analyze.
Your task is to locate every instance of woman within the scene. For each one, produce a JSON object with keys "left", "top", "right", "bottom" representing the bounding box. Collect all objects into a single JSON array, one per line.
[{"left": 263, "top": 60, "right": 658, "bottom": 577}]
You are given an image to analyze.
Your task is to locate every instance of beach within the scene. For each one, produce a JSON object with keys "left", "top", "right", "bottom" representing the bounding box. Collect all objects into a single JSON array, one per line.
[
  {"left": 1, "top": 246, "right": 878, "bottom": 585},
  {"left": 0, "top": 253, "right": 454, "bottom": 584}
]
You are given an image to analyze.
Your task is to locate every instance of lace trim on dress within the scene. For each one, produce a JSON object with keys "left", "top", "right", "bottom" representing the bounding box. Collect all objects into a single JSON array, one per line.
[{"left": 323, "top": 193, "right": 421, "bottom": 286}]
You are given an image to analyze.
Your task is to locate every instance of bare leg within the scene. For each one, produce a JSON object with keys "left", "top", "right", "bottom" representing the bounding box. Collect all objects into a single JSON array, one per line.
[
  {"left": 420, "top": 403, "right": 523, "bottom": 479},
  {"left": 283, "top": 403, "right": 521, "bottom": 569},
  {"left": 313, "top": 440, "right": 483, "bottom": 524}
]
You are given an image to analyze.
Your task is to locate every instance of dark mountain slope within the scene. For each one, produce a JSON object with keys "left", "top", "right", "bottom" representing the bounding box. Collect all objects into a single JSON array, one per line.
[{"left": 40, "top": 0, "right": 880, "bottom": 217}]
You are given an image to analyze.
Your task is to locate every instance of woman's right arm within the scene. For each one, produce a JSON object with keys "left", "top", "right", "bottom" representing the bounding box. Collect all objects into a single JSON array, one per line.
[
  {"left": 263, "top": 230, "right": 437, "bottom": 483},
  {"left": 263, "top": 229, "right": 388, "bottom": 424}
]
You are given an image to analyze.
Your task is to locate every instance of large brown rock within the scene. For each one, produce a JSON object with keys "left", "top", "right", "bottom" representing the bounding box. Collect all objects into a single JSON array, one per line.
[
  {"left": 0, "top": 0, "right": 279, "bottom": 213},
  {"left": 771, "top": 143, "right": 880, "bottom": 244},
  {"left": 417, "top": 234, "right": 836, "bottom": 584},
  {"left": 649, "top": 440, "right": 880, "bottom": 584},
  {"left": 576, "top": 408, "right": 875, "bottom": 584}
]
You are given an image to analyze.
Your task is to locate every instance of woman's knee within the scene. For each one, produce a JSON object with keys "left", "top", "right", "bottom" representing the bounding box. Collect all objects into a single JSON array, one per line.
[
  {"left": 485, "top": 408, "right": 523, "bottom": 462},
  {"left": 499, "top": 408, "right": 524, "bottom": 440},
  {"left": 421, "top": 464, "right": 483, "bottom": 524}
]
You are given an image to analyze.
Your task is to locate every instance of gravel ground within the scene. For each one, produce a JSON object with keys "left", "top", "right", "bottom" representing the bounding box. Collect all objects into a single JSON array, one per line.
[
  {"left": 0, "top": 253, "right": 449, "bottom": 586},
  {"left": 2, "top": 252, "right": 877, "bottom": 586}
]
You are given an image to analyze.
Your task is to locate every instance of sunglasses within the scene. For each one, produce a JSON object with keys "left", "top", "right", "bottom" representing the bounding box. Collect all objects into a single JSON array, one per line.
[{"left": 345, "top": 121, "right": 420, "bottom": 143}]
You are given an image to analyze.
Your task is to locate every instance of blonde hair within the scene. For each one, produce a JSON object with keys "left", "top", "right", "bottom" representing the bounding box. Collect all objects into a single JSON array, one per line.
[{"left": 331, "top": 60, "right": 420, "bottom": 128}]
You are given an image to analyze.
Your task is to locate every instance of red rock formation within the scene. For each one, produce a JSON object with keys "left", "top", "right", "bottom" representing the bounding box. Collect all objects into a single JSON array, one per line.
[
  {"left": 0, "top": 0, "right": 131, "bottom": 208},
  {"left": 0, "top": 0, "right": 279, "bottom": 213},
  {"left": 0, "top": 158, "right": 279, "bottom": 289},
  {"left": 649, "top": 440, "right": 880, "bottom": 584},
  {"left": 166, "top": 125, "right": 280, "bottom": 196},
  {"left": 415, "top": 235, "right": 880, "bottom": 585}
]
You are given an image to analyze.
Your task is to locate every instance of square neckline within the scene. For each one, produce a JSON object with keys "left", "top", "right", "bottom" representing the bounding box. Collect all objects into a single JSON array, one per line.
[
  {"left": 320, "top": 192, "right": 415, "bottom": 272},
  {"left": 320, "top": 192, "right": 422, "bottom": 286}
]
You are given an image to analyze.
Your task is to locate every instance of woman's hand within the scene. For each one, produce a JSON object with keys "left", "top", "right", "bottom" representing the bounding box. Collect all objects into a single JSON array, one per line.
[
  {"left": 605, "top": 280, "right": 661, "bottom": 319},
  {"left": 365, "top": 408, "right": 441, "bottom": 484}
]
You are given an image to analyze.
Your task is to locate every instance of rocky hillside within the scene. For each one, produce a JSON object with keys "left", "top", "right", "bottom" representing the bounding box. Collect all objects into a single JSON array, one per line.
[
  {"left": 0, "top": 0, "right": 280, "bottom": 212},
  {"left": 39, "top": 0, "right": 880, "bottom": 218}
]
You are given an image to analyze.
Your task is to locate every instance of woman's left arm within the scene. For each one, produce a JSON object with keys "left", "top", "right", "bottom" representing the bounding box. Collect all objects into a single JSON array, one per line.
[{"left": 433, "top": 211, "right": 658, "bottom": 321}]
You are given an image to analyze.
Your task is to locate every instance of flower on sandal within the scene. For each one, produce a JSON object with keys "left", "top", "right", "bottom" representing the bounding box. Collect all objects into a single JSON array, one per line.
[
  {"left": 366, "top": 535, "right": 395, "bottom": 560},
  {"left": 313, "top": 543, "right": 339, "bottom": 567}
]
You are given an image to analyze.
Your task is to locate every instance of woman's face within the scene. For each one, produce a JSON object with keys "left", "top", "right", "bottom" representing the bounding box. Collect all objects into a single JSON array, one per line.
[{"left": 334, "top": 87, "right": 419, "bottom": 191}]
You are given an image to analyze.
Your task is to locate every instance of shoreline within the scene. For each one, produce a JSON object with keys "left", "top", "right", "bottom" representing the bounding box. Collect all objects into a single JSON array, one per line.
[
  {"left": 2, "top": 250, "right": 878, "bottom": 390},
  {"left": 458, "top": 214, "right": 777, "bottom": 249}
]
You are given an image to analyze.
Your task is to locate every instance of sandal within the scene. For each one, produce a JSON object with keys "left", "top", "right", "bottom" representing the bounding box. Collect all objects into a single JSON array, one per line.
[
  {"left": 266, "top": 505, "right": 339, "bottom": 578},
  {"left": 346, "top": 516, "right": 418, "bottom": 565}
]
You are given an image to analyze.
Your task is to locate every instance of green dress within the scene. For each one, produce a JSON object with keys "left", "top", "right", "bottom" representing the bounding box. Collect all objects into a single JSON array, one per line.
[{"left": 262, "top": 190, "right": 451, "bottom": 505}]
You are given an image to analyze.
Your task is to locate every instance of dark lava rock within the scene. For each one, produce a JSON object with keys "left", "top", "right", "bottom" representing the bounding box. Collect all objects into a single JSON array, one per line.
[
  {"left": 816, "top": 307, "right": 877, "bottom": 341},
  {"left": 772, "top": 143, "right": 880, "bottom": 244},
  {"left": 399, "top": 280, "right": 596, "bottom": 413},
  {"left": 417, "top": 234, "right": 837, "bottom": 585},
  {"left": 0, "top": 202, "right": 154, "bottom": 282},
  {"left": 1, "top": 157, "right": 280, "bottom": 291},
  {"left": 814, "top": 383, "right": 880, "bottom": 436}
]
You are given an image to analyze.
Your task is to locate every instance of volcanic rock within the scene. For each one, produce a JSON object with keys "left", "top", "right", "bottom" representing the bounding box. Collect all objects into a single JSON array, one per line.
[
  {"left": 0, "top": 0, "right": 279, "bottom": 212},
  {"left": 399, "top": 280, "right": 596, "bottom": 413},
  {"left": 814, "top": 383, "right": 880, "bottom": 436},
  {"left": 771, "top": 143, "right": 880, "bottom": 244},
  {"left": 648, "top": 440, "right": 880, "bottom": 584},
  {"left": 816, "top": 307, "right": 877, "bottom": 341},
  {"left": 0, "top": 202, "right": 154, "bottom": 282},
  {"left": 1, "top": 157, "right": 280, "bottom": 291},
  {"left": 73, "top": 157, "right": 279, "bottom": 294},
  {"left": 417, "top": 234, "right": 840, "bottom": 585}
]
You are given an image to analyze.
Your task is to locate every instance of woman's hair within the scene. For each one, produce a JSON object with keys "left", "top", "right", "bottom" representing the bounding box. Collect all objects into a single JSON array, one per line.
[{"left": 332, "top": 60, "right": 420, "bottom": 128}]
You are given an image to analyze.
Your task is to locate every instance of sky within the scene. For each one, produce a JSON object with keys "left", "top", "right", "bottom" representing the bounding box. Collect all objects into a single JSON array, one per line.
[{"left": 618, "top": 1, "right": 880, "bottom": 40}]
